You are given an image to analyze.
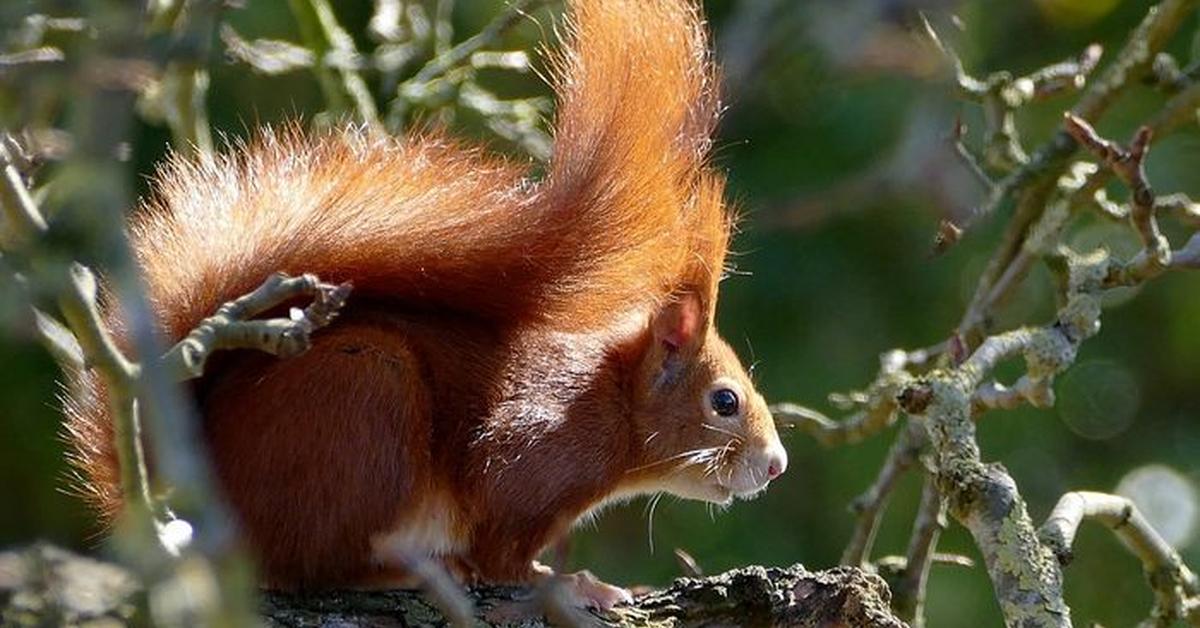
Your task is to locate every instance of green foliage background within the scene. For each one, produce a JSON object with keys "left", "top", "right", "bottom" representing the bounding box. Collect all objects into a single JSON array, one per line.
[{"left": 2, "top": 0, "right": 1198, "bottom": 625}]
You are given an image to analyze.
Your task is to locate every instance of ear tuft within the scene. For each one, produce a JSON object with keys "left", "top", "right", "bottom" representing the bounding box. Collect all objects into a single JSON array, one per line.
[{"left": 652, "top": 292, "right": 704, "bottom": 352}]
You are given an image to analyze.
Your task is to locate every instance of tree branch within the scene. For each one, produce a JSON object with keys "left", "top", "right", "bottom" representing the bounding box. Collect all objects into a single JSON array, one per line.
[
  {"left": 0, "top": 545, "right": 907, "bottom": 628},
  {"left": 952, "top": 0, "right": 1197, "bottom": 344},
  {"left": 161, "top": 272, "right": 351, "bottom": 382},
  {"left": 1039, "top": 492, "right": 1200, "bottom": 626},
  {"left": 1062, "top": 114, "right": 1171, "bottom": 283},
  {"left": 772, "top": 353, "right": 912, "bottom": 446}
]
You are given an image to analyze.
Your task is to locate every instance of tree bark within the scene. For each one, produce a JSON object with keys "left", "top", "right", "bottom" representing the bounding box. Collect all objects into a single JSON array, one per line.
[{"left": 0, "top": 543, "right": 907, "bottom": 627}]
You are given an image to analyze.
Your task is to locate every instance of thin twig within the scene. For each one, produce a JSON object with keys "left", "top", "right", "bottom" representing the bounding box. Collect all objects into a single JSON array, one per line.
[
  {"left": 385, "top": 0, "right": 549, "bottom": 131},
  {"left": 0, "top": 138, "right": 152, "bottom": 515},
  {"left": 772, "top": 395, "right": 902, "bottom": 447},
  {"left": 674, "top": 548, "right": 703, "bottom": 578},
  {"left": 948, "top": 117, "right": 994, "bottom": 190},
  {"left": 288, "top": 0, "right": 382, "bottom": 129},
  {"left": 146, "top": 0, "right": 222, "bottom": 154},
  {"left": 0, "top": 47, "right": 64, "bottom": 68},
  {"left": 773, "top": 349, "right": 912, "bottom": 446},
  {"left": 972, "top": 374, "right": 1055, "bottom": 413},
  {"left": 924, "top": 14, "right": 1101, "bottom": 176},
  {"left": 1063, "top": 113, "right": 1172, "bottom": 284},
  {"left": 219, "top": 25, "right": 315, "bottom": 75},
  {"left": 417, "top": 0, "right": 546, "bottom": 85},
  {"left": 892, "top": 477, "right": 946, "bottom": 627},
  {"left": 1171, "top": 232, "right": 1200, "bottom": 268},
  {"left": 841, "top": 421, "right": 925, "bottom": 566},
  {"left": 32, "top": 306, "right": 85, "bottom": 371},
  {"left": 161, "top": 272, "right": 351, "bottom": 382}
]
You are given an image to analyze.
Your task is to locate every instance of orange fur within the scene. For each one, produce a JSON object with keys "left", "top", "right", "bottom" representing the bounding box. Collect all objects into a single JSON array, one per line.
[{"left": 64, "top": 0, "right": 785, "bottom": 590}]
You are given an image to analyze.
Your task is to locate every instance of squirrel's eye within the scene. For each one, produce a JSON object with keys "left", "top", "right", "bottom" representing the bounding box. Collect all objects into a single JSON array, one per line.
[{"left": 709, "top": 388, "right": 740, "bottom": 417}]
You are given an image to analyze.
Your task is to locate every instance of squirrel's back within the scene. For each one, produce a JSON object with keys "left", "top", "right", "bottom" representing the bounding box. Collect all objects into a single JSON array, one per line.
[{"left": 133, "top": 131, "right": 529, "bottom": 341}]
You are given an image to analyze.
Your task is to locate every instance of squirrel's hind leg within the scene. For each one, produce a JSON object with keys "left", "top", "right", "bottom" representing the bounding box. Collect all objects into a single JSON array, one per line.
[{"left": 200, "top": 320, "right": 435, "bottom": 588}]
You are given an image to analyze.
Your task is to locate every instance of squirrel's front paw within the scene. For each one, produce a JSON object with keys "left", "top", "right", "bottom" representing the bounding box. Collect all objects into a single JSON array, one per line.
[{"left": 553, "top": 570, "right": 633, "bottom": 610}]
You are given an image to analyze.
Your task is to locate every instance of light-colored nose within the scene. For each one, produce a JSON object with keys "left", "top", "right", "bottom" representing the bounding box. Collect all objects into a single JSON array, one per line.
[{"left": 765, "top": 441, "right": 788, "bottom": 480}]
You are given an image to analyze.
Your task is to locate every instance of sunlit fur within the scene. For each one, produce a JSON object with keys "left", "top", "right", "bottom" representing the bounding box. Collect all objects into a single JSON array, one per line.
[{"left": 63, "top": 0, "right": 784, "bottom": 588}]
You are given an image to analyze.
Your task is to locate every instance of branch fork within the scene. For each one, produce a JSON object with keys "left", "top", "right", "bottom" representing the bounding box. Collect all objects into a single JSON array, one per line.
[
  {"left": 162, "top": 272, "right": 352, "bottom": 382},
  {"left": 1062, "top": 113, "right": 1172, "bottom": 282}
]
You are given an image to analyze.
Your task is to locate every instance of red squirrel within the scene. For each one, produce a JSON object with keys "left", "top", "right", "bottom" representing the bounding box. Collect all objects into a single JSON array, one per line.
[{"left": 65, "top": 0, "right": 787, "bottom": 608}]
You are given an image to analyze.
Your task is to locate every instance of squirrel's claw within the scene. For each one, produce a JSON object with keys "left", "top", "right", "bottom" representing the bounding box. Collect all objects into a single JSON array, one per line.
[{"left": 554, "top": 570, "right": 633, "bottom": 610}]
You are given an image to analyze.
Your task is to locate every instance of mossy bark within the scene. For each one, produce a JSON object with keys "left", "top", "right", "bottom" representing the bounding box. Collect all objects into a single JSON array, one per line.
[{"left": 0, "top": 544, "right": 907, "bottom": 627}]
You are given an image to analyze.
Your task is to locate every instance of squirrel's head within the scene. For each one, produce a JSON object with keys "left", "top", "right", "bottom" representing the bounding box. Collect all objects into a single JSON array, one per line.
[{"left": 626, "top": 290, "right": 787, "bottom": 505}]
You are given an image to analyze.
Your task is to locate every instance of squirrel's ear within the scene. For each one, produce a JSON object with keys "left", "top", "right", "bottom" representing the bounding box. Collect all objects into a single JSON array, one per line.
[{"left": 652, "top": 292, "right": 706, "bottom": 353}]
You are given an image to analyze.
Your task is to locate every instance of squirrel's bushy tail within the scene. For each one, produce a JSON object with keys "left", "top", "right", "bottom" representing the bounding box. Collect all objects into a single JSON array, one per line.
[
  {"left": 538, "top": 0, "right": 728, "bottom": 324},
  {"left": 65, "top": 0, "right": 729, "bottom": 520},
  {"left": 132, "top": 0, "right": 724, "bottom": 341}
]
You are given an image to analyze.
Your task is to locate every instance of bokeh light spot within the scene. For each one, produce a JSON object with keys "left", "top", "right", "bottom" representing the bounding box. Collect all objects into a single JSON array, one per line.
[
  {"left": 1057, "top": 360, "right": 1139, "bottom": 440},
  {"left": 1116, "top": 465, "right": 1198, "bottom": 549}
]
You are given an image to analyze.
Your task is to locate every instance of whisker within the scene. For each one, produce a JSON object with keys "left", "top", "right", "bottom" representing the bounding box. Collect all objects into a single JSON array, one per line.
[
  {"left": 625, "top": 446, "right": 723, "bottom": 475},
  {"left": 703, "top": 456, "right": 721, "bottom": 479},
  {"left": 646, "top": 492, "right": 663, "bottom": 554},
  {"left": 701, "top": 423, "right": 743, "bottom": 441},
  {"left": 695, "top": 451, "right": 722, "bottom": 478},
  {"left": 709, "top": 437, "right": 738, "bottom": 476}
]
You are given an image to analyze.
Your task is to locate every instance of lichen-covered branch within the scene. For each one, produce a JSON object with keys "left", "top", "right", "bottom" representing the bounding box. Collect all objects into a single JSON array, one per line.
[
  {"left": 779, "top": 2, "right": 1200, "bottom": 624},
  {"left": 953, "top": 0, "right": 1197, "bottom": 345},
  {"left": 883, "top": 242, "right": 1180, "bottom": 627},
  {"left": 1039, "top": 492, "right": 1200, "bottom": 626}
]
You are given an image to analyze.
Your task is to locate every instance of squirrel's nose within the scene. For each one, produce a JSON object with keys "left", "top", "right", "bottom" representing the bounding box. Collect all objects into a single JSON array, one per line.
[{"left": 765, "top": 442, "right": 788, "bottom": 480}]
